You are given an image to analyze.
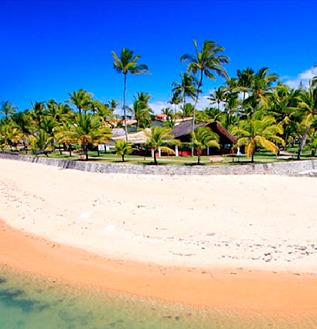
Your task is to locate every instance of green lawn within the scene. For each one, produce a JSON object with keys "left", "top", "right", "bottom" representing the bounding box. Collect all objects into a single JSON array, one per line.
[{"left": 3, "top": 146, "right": 316, "bottom": 166}]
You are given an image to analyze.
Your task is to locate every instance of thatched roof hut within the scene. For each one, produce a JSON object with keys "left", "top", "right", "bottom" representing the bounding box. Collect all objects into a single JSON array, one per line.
[{"left": 171, "top": 120, "right": 236, "bottom": 145}]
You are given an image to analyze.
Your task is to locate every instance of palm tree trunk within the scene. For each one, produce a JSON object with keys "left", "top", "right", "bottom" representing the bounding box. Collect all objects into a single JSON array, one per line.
[
  {"left": 123, "top": 73, "right": 129, "bottom": 141},
  {"left": 251, "top": 151, "right": 255, "bottom": 163},
  {"left": 153, "top": 149, "right": 157, "bottom": 165},
  {"left": 191, "top": 73, "right": 203, "bottom": 156},
  {"left": 297, "top": 125, "right": 311, "bottom": 160}
]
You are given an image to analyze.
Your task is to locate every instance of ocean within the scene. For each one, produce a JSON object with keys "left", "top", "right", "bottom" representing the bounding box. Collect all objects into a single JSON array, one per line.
[{"left": 0, "top": 267, "right": 315, "bottom": 329}]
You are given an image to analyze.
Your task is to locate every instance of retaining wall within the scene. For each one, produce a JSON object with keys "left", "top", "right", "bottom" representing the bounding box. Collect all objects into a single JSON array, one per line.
[{"left": 1, "top": 152, "right": 317, "bottom": 176}]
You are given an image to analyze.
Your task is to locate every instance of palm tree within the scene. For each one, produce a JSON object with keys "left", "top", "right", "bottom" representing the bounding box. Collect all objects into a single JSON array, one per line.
[
  {"left": 28, "top": 130, "right": 53, "bottom": 156},
  {"left": 112, "top": 48, "right": 149, "bottom": 140},
  {"left": 41, "top": 115, "right": 58, "bottom": 150},
  {"left": 190, "top": 127, "right": 220, "bottom": 164},
  {"left": 54, "top": 122, "right": 76, "bottom": 156},
  {"left": 308, "top": 130, "right": 317, "bottom": 156},
  {"left": 296, "top": 78, "right": 317, "bottom": 159},
  {"left": 208, "top": 86, "right": 227, "bottom": 111},
  {"left": 243, "top": 67, "right": 279, "bottom": 116},
  {"left": 68, "top": 89, "right": 93, "bottom": 114},
  {"left": 231, "top": 116, "right": 285, "bottom": 162},
  {"left": 31, "top": 101, "right": 46, "bottom": 129},
  {"left": 91, "top": 100, "right": 113, "bottom": 125},
  {"left": 130, "top": 92, "right": 153, "bottom": 129},
  {"left": 114, "top": 139, "right": 136, "bottom": 162},
  {"left": 0, "top": 101, "right": 17, "bottom": 120},
  {"left": 169, "top": 92, "right": 182, "bottom": 118},
  {"left": 69, "top": 113, "right": 111, "bottom": 160},
  {"left": 171, "top": 72, "right": 198, "bottom": 111},
  {"left": 269, "top": 83, "right": 302, "bottom": 147},
  {"left": 181, "top": 103, "right": 195, "bottom": 118},
  {"left": 236, "top": 68, "right": 254, "bottom": 103},
  {"left": 181, "top": 40, "right": 229, "bottom": 138},
  {"left": 144, "top": 126, "right": 180, "bottom": 165},
  {"left": 223, "top": 92, "right": 240, "bottom": 128},
  {"left": 0, "top": 121, "right": 23, "bottom": 151}
]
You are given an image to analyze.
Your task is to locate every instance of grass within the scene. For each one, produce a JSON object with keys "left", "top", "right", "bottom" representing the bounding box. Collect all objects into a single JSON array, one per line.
[{"left": 2, "top": 146, "right": 317, "bottom": 166}]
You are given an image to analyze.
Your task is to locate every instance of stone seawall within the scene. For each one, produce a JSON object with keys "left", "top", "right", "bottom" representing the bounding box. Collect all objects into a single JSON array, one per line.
[{"left": 1, "top": 153, "right": 317, "bottom": 176}]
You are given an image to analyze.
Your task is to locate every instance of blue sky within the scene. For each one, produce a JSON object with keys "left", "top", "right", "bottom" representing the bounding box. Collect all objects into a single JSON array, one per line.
[{"left": 1, "top": 0, "right": 317, "bottom": 114}]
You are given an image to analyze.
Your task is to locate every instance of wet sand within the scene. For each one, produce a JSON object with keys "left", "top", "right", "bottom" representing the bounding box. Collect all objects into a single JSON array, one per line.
[
  {"left": 1, "top": 221, "right": 317, "bottom": 315},
  {"left": 0, "top": 159, "right": 317, "bottom": 315}
]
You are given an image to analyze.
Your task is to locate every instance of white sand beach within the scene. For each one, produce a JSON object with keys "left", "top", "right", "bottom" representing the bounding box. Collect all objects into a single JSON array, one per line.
[
  {"left": 1, "top": 158, "right": 316, "bottom": 273},
  {"left": 1, "top": 158, "right": 317, "bottom": 314}
]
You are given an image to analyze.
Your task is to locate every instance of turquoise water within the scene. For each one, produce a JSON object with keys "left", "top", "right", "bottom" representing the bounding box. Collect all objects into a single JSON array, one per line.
[{"left": 0, "top": 267, "right": 316, "bottom": 329}]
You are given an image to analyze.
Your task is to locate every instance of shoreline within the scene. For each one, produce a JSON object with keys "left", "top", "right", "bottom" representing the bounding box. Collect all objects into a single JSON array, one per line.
[
  {"left": 1, "top": 220, "right": 317, "bottom": 315},
  {"left": 1, "top": 159, "right": 317, "bottom": 315}
]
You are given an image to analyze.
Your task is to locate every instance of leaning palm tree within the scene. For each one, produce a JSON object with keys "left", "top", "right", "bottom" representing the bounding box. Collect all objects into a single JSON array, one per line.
[
  {"left": 144, "top": 126, "right": 180, "bottom": 165},
  {"left": 181, "top": 40, "right": 229, "bottom": 139},
  {"left": 112, "top": 48, "right": 149, "bottom": 140},
  {"left": 231, "top": 116, "right": 285, "bottom": 163},
  {"left": 190, "top": 127, "right": 220, "bottom": 164}
]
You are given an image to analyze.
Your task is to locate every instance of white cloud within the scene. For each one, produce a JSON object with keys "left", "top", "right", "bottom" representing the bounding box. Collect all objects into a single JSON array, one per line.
[
  {"left": 149, "top": 101, "right": 170, "bottom": 114},
  {"left": 285, "top": 65, "right": 317, "bottom": 89},
  {"left": 148, "top": 96, "right": 212, "bottom": 115}
]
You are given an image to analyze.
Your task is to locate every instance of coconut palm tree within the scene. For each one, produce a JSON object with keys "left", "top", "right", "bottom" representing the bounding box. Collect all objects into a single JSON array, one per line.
[
  {"left": 144, "top": 126, "right": 180, "bottom": 165},
  {"left": 112, "top": 48, "right": 149, "bottom": 140},
  {"left": 208, "top": 86, "right": 227, "bottom": 111},
  {"left": 0, "top": 121, "right": 23, "bottom": 151},
  {"left": 46, "top": 100, "right": 74, "bottom": 124},
  {"left": 130, "top": 92, "right": 153, "bottom": 129},
  {"left": 181, "top": 103, "right": 195, "bottom": 118},
  {"left": 243, "top": 67, "right": 279, "bottom": 116},
  {"left": 236, "top": 68, "right": 254, "bottom": 103},
  {"left": 169, "top": 92, "right": 182, "bottom": 118},
  {"left": 181, "top": 40, "right": 229, "bottom": 137},
  {"left": 69, "top": 113, "right": 111, "bottom": 160},
  {"left": 28, "top": 130, "right": 53, "bottom": 156},
  {"left": 231, "top": 116, "right": 285, "bottom": 162},
  {"left": 269, "top": 83, "right": 302, "bottom": 148},
  {"left": 0, "top": 101, "right": 17, "bottom": 120},
  {"left": 41, "top": 115, "right": 58, "bottom": 150},
  {"left": 31, "top": 101, "right": 46, "bottom": 129},
  {"left": 190, "top": 127, "right": 220, "bottom": 164},
  {"left": 296, "top": 78, "right": 317, "bottom": 159},
  {"left": 114, "top": 139, "right": 136, "bottom": 162},
  {"left": 171, "top": 72, "right": 198, "bottom": 111},
  {"left": 54, "top": 122, "right": 76, "bottom": 156},
  {"left": 68, "top": 89, "right": 93, "bottom": 114}
]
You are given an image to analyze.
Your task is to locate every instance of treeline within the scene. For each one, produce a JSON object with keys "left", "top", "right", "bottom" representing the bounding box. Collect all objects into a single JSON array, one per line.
[{"left": 0, "top": 40, "right": 317, "bottom": 162}]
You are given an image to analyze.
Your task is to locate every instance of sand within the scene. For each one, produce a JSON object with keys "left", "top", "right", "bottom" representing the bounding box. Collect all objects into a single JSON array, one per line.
[{"left": 0, "top": 158, "right": 317, "bottom": 314}]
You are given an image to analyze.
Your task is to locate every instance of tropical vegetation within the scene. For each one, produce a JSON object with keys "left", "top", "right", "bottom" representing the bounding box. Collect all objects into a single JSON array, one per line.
[{"left": 1, "top": 40, "right": 317, "bottom": 165}]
